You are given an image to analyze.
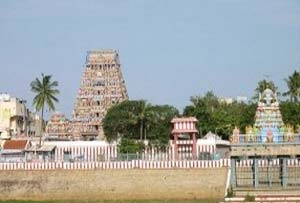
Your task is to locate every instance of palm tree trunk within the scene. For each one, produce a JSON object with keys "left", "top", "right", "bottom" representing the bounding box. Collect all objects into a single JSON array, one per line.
[
  {"left": 39, "top": 105, "right": 44, "bottom": 147},
  {"left": 140, "top": 120, "right": 143, "bottom": 141}
]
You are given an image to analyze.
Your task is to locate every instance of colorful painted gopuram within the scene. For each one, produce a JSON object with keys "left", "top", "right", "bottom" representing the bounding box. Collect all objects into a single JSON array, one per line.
[
  {"left": 71, "top": 50, "right": 128, "bottom": 140},
  {"left": 45, "top": 112, "right": 71, "bottom": 139},
  {"left": 230, "top": 87, "right": 300, "bottom": 189},
  {"left": 230, "top": 87, "right": 298, "bottom": 144}
]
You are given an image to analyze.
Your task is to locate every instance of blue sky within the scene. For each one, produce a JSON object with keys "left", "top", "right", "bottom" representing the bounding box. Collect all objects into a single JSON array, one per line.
[{"left": 0, "top": 0, "right": 300, "bottom": 118}]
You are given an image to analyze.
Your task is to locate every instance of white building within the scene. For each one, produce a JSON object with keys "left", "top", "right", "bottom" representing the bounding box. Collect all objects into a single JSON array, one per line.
[
  {"left": 218, "top": 97, "right": 233, "bottom": 104},
  {"left": 0, "top": 93, "right": 42, "bottom": 139},
  {"left": 236, "top": 96, "right": 248, "bottom": 103}
]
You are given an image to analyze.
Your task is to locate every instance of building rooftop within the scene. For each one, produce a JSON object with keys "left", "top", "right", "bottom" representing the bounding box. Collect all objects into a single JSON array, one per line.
[
  {"left": 171, "top": 117, "right": 198, "bottom": 123},
  {"left": 43, "top": 141, "right": 110, "bottom": 147},
  {"left": 3, "top": 140, "right": 29, "bottom": 150}
]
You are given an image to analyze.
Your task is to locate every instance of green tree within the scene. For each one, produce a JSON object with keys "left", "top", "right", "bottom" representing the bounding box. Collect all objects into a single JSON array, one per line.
[
  {"left": 146, "top": 105, "right": 179, "bottom": 146},
  {"left": 237, "top": 102, "right": 256, "bottom": 133},
  {"left": 129, "top": 100, "right": 151, "bottom": 141},
  {"left": 103, "top": 100, "right": 179, "bottom": 148},
  {"left": 283, "top": 70, "right": 300, "bottom": 102},
  {"left": 30, "top": 74, "right": 59, "bottom": 146},
  {"left": 280, "top": 101, "right": 300, "bottom": 128},
  {"left": 183, "top": 91, "right": 220, "bottom": 137},
  {"left": 183, "top": 91, "right": 256, "bottom": 140},
  {"left": 118, "top": 137, "right": 144, "bottom": 153},
  {"left": 103, "top": 100, "right": 141, "bottom": 142}
]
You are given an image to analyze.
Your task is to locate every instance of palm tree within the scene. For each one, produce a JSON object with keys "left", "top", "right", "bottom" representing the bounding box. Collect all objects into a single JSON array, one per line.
[
  {"left": 134, "top": 100, "right": 149, "bottom": 141},
  {"left": 283, "top": 70, "right": 300, "bottom": 102},
  {"left": 253, "top": 79, "right": 278, "bottom": 101},
  {"left": 30, "top": 74, "right": 59, "bottom": 146},
  {"left": 128, "top": 100, "right": 151, "bottom": 141}
]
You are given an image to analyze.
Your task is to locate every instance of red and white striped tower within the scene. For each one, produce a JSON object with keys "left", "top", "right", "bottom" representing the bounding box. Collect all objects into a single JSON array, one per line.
[{"left": 171, "top": 117, "right": 198, "bottom": 160}]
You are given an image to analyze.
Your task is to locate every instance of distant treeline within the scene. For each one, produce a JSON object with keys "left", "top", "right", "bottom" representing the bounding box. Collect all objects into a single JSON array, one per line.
[{"left": 102, "top": 71, "right": 300, "bottom": 152}]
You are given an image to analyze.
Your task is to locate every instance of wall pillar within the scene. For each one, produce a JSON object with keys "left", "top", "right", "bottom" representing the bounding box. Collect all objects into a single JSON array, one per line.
[
  {"left": 267, "top": 159, "right": 272, "bottom": 187},
  {"left": 192, "top": 132, "right": 196, "bottom": 159},
  {"left": 280, "top": 158, "right": 287, "bottom": 189},
  {"left": 174, "top": 133, "right": 178, "bottom": 160},
  {"left": 253, "top": 158, "right": 259, "bottom": 188},
  {"left": 230, "top": 158, "right": 236, "bottom": 188}
]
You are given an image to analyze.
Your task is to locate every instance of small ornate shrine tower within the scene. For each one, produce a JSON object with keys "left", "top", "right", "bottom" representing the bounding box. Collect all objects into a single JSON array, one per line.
[
  {"left": 46, "top": 112, "right": 71, "bottom": 139},
  {"left": 171, "top": 117, "right": 198, "bottom": 160},
  {"left": 229, "top": 87, "right": 300, "bottom": 189}
]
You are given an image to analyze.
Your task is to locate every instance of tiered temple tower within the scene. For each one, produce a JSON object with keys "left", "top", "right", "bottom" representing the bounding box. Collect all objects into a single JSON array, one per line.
[
  {"left": 45, "top": 112, "right": 71, "bottom": 139},
  {"left": 71, "top": 50, "right": 128, "bottom": 140},
  {"left": 231, "top": 87, "right": 288, "bottom": 144},
  {"left": 247, "top": 88, "right": 285, "bottom": 143},
  {"left": 230, "top": 87, "right": 300, "bottom": 190},
  {"left": 253, "top": 88, "right": 284, "bottom": 142}
]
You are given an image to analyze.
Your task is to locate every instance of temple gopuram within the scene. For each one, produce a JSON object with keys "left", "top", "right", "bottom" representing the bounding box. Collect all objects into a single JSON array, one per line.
[
  {"left": 230, "top": 87, "right": 300, "bottom": 189},
  {"left": 45, "top": 112, "right": 71, "bottom": 140},
  {"left": 71, "top": 50, "right": 128, "bottom": 140}
]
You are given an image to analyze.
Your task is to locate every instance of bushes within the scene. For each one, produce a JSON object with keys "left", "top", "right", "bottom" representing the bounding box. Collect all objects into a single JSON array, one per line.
[
  {"left": 244, "top": 193, "right": 255, "bottom": 202},
  {"left": 226, "top": 186, "right": 234, "bottom": 198}
]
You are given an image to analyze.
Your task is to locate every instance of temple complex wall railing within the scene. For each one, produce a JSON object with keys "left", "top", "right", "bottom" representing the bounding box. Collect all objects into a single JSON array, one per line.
[
  {"left": 230, "top": 134, "right": 300, "bottom": 145},
  {"left": 51, "top": 143, "right": 220, "bottom": 162},
  {"left": 0, "top": 159, "right": 230, "bottom": 170},
  {"left": 0, "top": 140, "right": 227, "bottom": 163},
  {"left": 235, "top": 159, "right": 300, "bottom": 167},
  {"left": 2, "top": 158, "right": 300, "bottom": 171}
]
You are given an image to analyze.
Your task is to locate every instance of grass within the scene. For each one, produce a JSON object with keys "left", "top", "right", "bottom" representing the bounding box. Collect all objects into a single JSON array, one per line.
[{"left": 0, "top": 200, "right": 219, "bottom": 203}]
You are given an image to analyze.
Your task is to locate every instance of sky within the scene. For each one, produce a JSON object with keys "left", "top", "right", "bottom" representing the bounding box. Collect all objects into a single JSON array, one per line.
[{"left": 0, "top": 0, "right": 300, "bottom": 118}]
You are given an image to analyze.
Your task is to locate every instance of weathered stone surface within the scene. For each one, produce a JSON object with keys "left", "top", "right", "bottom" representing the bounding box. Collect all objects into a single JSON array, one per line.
[{"left": 0, "top": 168, "right": 227, "bottom": 200}]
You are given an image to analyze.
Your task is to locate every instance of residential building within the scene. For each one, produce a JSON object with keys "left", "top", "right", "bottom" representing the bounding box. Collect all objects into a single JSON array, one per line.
[
  {"left": 236, "top": 96, "right": 248, "bottom": 103},
  {"left": 0, "top": 139, "right": 31, "bottom": 162},
  {"left": 0, "top": 93, "right": 42, "bottom": 139},
  {"left": 218, "top": 97, "right": 233, "bottom": 104}
]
